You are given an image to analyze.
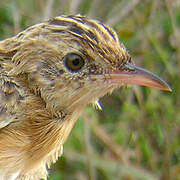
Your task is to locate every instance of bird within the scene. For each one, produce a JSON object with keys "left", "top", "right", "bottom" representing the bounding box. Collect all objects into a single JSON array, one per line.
[{"left": 0, "top": 15, "right": 171, "bottom": 180}]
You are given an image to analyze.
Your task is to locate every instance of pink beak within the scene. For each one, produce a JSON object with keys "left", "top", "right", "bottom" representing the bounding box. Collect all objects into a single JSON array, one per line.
[{"left": 109, "top": 63, "right": 172, "bottom": 91}]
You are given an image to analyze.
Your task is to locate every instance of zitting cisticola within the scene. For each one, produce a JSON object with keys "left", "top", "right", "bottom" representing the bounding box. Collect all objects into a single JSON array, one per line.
[{"left": 0, "top": 15, "right": 171, "bottom": 179}]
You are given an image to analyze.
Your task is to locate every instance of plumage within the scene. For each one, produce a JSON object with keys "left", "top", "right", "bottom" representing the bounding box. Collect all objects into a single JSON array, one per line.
[{"left": 0, "top": 15, "right": 171, "bottom": 180}]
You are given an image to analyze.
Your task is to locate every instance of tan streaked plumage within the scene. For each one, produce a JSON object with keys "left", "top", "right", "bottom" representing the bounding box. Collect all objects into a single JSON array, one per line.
[{"left": 0, "top": 15, "right": 171, "bottom": 180}]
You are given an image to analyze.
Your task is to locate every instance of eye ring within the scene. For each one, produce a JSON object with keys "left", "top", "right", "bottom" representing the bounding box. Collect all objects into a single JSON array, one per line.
[{"left": 64, "top": 53, "right": 85, "bottom": 72}]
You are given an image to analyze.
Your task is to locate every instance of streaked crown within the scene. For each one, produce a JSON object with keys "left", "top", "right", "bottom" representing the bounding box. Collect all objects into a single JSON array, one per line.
[{"left": 46, "top": 15, "right": 131, "bottom": 67}]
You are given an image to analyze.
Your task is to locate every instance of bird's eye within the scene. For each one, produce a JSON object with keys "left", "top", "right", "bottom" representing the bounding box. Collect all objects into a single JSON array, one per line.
[{"left": 64, "top": 53, "right": 85, "bottom": 72}]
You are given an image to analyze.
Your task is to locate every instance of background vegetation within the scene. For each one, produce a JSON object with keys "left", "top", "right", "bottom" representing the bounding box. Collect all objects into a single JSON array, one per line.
[{"left": 0, "top": 0, "right": 179, "bottom": 179}]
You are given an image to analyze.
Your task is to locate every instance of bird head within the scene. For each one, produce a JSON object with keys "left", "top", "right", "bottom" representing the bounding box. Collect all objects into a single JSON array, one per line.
[{"left": 7, "top": 15, "right": 171, "bottom": 114}]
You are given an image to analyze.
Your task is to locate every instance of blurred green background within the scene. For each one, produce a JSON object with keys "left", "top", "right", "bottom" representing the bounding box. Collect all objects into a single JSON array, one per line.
[{"left": 0, "top": 0, "right": 179, "bottom": 179}]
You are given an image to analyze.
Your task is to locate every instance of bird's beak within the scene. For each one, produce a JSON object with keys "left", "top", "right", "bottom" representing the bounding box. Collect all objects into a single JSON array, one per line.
[{"left": 109, "top": 63, "right": 172, "bottom": 91}]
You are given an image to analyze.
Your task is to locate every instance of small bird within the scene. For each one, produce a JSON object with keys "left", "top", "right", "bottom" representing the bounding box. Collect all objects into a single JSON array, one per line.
[{"left": 0, "top": 15, "right": 171, "bottom": 180}]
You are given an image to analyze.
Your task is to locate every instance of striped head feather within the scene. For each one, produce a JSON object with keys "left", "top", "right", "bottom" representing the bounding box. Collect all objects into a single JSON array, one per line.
[{"left": 0, "top": 15, "right": 132, "bottom": 113}]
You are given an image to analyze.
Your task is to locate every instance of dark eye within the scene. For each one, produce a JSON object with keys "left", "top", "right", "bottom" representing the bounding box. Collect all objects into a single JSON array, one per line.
[{"left": 64, "top": 53, "right": 85, "bottom": 72}]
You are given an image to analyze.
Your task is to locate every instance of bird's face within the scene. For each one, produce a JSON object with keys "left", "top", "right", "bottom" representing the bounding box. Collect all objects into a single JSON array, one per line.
[{"left": 11, "top": 15, "right": 171, "bottom": 114}]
